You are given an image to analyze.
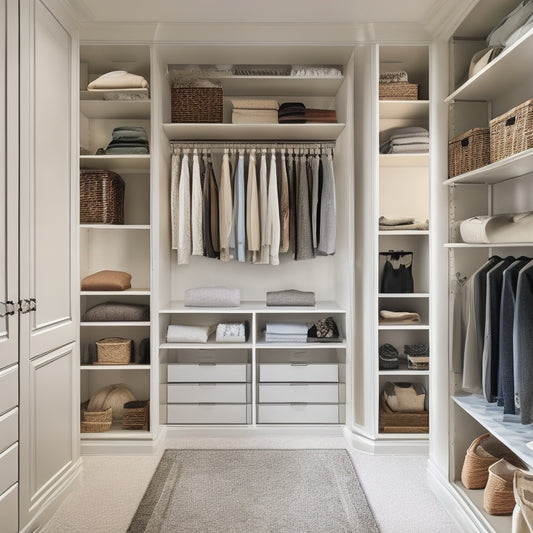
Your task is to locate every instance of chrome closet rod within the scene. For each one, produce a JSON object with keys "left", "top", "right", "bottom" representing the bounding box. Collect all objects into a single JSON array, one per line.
[{"left": 169, "top": 140, "right": 336, "bottom": 152}]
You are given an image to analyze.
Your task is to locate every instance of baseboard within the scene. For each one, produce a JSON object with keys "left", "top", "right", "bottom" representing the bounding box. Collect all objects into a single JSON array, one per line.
[
  {"left": 20, "top": 458, "right": 82, "bottom": 533},
  {"left": 426, "top": 459, "right": 492, "bottom": 533},
  {"left": 343, "top": 426, "right": 430, "bottom": 455},
  {"left": 81, "top": 430, "right": 165, "bottom": 456}
]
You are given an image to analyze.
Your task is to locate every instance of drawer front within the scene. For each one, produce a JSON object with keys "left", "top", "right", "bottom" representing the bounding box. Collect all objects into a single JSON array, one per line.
[
  {"left": 259, "top": 363, "right": 338, "bottom": 382},
  {"left": 0, "top": 443, "right": 18, "bottom": 495},
  {"left": 258, "top": 384, "right": 339, "bottom": 403},
  {"left": 257, "top": 404, "right": 340, "bottom": 424},
  {"left": 168, "top": 383, "right": 249, "bottom": 403},
  {"left": 0, "top": 483, "right": 18, "bottom": 533},
  {"left": 168, "top": 363, "right": 249, "bottom": 383},
  {"left": 167, "top": 404, "right": 249, "bottom": 424},
  {"left": 0, "top": 366, "right": 18, "bottom": 415},
  {"left": 0, "top": 408, "right": 18, "bottom": 454}
]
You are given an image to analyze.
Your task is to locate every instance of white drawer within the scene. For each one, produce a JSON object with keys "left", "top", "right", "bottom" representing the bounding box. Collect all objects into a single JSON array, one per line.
[
  {"left": 167, "top": 404, "right": 250, "bottom": 424},
  {"left": 257, "top": 404, "right": 340, "bottom": 424},
  {"left": 168, "top": 363, "right": 249, "bottom": 383},
  {"left": 0, "top": 483, "right": 18, "bottom": 533},
  {"left": 168, "top": 383, "right": 250, "bottom": 403},
  {"left": 258, "top": 383, "right": 339, "bottom": 403},
  {"left": 0, "top": 443, "right": 18, "bottom": 496},
  {"left": 0, "top": 408, "right": 18, "bottom": 454},
  {"left": 259, "top": 363, "right": 338, "bottom": 382},
  {"left": 0, "top": 366, "right": 18, "bottom": 416}
]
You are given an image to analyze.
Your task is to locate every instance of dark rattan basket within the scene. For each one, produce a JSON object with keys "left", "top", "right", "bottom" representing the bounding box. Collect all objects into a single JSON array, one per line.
[
  {"left": 378, "top": 397, "right": 429, "bottom": 433},
  {"left": 171, "top": 85, "right": 223, "bottom": 123},
  {"left": 490, "top": 98, "right": 533, "bottom": 163},
  {"left": 448, "top": 127, "right": 490, "bottom": 178},
  {"left": 80, "top": 169, "right": 125, "bottom": 224},
  {"left": 379, "top": 82, "right": 419, "bottom": 100},
  {"left": 122, "top": 400, "right": 149, "bottom": 430}
]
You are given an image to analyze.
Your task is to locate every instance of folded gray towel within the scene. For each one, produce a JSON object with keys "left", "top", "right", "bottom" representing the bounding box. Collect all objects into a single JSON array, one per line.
[
  {"left": 266, "top": 289, "right": 316, "bottom": 307},
  {"left": 83, "top": 301, "right": 149, "bottom": 322},
  {"left": 184, "top": 287, "right": 240, "bottom": 307}
]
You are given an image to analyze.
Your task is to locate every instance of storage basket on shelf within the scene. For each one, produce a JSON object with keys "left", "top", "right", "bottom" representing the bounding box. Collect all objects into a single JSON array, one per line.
[
  {"left": 490, "top": 98, "right": 533, "bottom": 163},
  {"left": 80, "top": 169, "right": 125, "bottom": 224},
  {"left": 122, "top": 400, "right": 149, "bottom": 430},
  {"left": 378, "top": 82, "right": 419, "bottom": 101},
  {"left": 95, "top": 337, "right": 132, "bottom": 365},
  {"left": 448, "top": 127, "right": 490, "bottom": 178},
  {"left": 171, "top": 78, "right": 223, "bottom": 123},
  {"left": 378, "top": 397, "right": 429, "bottom": 433},
  {"left": 80, "top": 400, "right": 113, "bottom": 433}
]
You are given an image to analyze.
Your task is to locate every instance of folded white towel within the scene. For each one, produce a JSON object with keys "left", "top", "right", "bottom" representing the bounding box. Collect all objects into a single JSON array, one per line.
[
  {"left": 388, "top": 144, "right": 429, "bottom": 154},
  {"left": 231, "top": 99, "right": 279, "bottom": 110},
  {"left": 265, "top": 322, "right": 309, "bottom": 335},
  {"left": 389, "top": 136, "right": 430, "bottom": 145},
  {"left": 88, "top": 70, "right": 149, "bottom": 90},
  {"left": 265, "top": 333, "right": 308, "bottom": 343},
  {"left": 232, "top": 109, "right": 278, "bottom": 124},
  {"left": 216, "top": 323, "right": 246, "bottom": 343},
  {"left": 167, "top": 324, "right": 215, "bottom": 343}
]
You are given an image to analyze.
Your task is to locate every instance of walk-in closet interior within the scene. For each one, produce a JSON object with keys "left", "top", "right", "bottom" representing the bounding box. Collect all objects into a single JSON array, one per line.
[{"left": 4, "top": 0, "right": 533, "bottom": 531}]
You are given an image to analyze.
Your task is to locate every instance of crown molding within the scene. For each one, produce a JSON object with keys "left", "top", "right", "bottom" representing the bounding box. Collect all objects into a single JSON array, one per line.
[{"left": 422, "top": 0, "right": 478, "bottom": 40}]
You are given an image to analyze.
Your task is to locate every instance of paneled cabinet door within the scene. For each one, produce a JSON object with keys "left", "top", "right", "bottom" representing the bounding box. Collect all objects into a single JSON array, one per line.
[{"left": 0, "top": 0, "right": 18, "bottom": 372}]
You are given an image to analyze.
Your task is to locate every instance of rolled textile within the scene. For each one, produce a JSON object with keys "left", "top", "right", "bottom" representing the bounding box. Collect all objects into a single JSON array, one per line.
[
  {"left": 232, "top": 109, "right": 278, "bottom": 124},
  {"left": 81, "top": 270, "right": 131, "bottom": 291},
  {"left": 216, "top": 323, "right": 247, "bottom": 343},
  {"left": 166, "top": 324, "right": 215, "bottom": 343},
  {"left": 379, "top": 310, "right": 421, "bottom": 323},
  {"left": 83, "top": 301, "right": 149, "bottom": 322},
  {"left": 231, "top": 99, "right": 279, "bottom": 110},
  {"left": 88, "top": 70, "right": 149, "bottom": 90},
  {"left": 266, "top": 289, "right": 316, "bottom": 307},
  {"left": 184, "top": 287, "right": 240, "bottom": 307},
  {"left": 265, "top": 322, "right": 309, "bottom": 335}
]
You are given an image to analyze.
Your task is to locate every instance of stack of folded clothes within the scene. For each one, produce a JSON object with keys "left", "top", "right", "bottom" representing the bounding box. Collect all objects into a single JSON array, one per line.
[
  {"left": 405, "top": 343, "right": 429, "bottom": 370},
  {"left": 379, "top": 310, "right": 421, "bottom": 324},
  {"left": 87, "top": 70, "right": 149, "bottom": 100},
  {"left": 215, "top": 322, "right": 248, "bottom": 343},
  {"left": 231, "top": 99, "right": 279, "bottom": 124},
  {"left": 264, "top": 322, "right": 308, "bottom": 343},
  {"left": 379, "top": 215, "right": 429, "bottom": 231},
  {"left": 379, "top": 126, "right": 429, "bottom": 154},
  {"left": 379, "top": 70, "right": 409, "bottom": 84},
  {"left": 379, "top": 343, "right": 399, "bottom": 370},
  {"left": 278, "top": 103, "right": 337, "bottom": 124},
  {"left": 105, "top": 126, "right": 149, "bottom": 154}
]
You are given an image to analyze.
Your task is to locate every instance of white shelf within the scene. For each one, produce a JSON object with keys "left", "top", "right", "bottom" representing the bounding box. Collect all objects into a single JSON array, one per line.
[
  {"left": 80, "top": 155, "right": 150, "bottom": 170},
  {"left": 446, "top": 28, "right": 533, "bottom": 102},
  {"left": 445, "top": 242, "right": 533, "bottom": 248},
  {"left": 81, "top": 364, "right": 150, "bottom": 370},
  {"left": 452, "top": 394, "right": 533, "bottom": 467},
  {"left": 378, "top": 230, "right": 429, "bottom": 236},
  {"left": 80, "top": 422, "right": 151, "bottom": 440},
  {"left": 162, "top": 123, "right": 345, "bottom": 141},
  {"left": 379, "top": 154, "right": 429, "bottom": 167},
  {"left": 377, "top": 432, "right": 428, "bottom": 439},
  {"left": 378, "top": 293, "right": 429, "bottom": 298},
  {"left": 444, "top": 148, "right": 533, "bottom": 186},
  {"left": 379, "top": 100, "right": 429, "bottom": 120},
  {"left": 378, "top": 324, "right": 429, "bottom": 330},
  {"left": 80, "top": 289, "right": 150, "bottom": 295},
  {"left": 80, "top": 99, "right": 151, "bottom": 119},
  {"left": 256, "top": 340, "right": 346, "bottom": 349},
  {"left": 159, "top": 301, "right": 345, "bottom": 314},
  {"left": 80, "top": 224, "right": 150, "bottom": 230},
  {"left": 160, "top": 342, "right": 252, "bottom": 350},
  {"left": 379, "top": 369, "right": 429, "bottom": 376},
  {"left": 80, "top": 321, "right": 150, "bottom": 327}
]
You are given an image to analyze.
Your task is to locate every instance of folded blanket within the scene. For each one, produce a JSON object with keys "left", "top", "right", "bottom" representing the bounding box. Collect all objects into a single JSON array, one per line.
[
  {"left": 106, "top": 139, "right": 149, "bottom": 148},
  {"left": 83, "top": 302, "right": 149, "bottom": 322},
  {"left": 216, "top": 323, "right": 247, "bottom": 343},
  {"left": 265, "top": 333, "right": 308, "bottom": 343},
  {"left": 232, "top": 109, "right": 278, "bottom": 124},
  {"left": 266, "top": 289, "right": 316, "bottom": 307},
  {"left": 88, "top": 70, "right": 149, "bottom": 90},
  {"left": 112, "top": 127, "right": 149, "bottom": 142},
  {"left": 265, "top": 322, "right": 309, "bottom": 335},
  {"left": 460, "top": 211, "right": 533, "bottom": 243},
  {"left": 382, "top": 144, "right": 429, "bottom": 154},
  {"left": 388, "top": 136, "right": 430, "bottom": 145},
  {"left": 166, "top": 324, "right": 215, "bottom": 343},
  {"left": 81, "top": 270, "right": 131, "bottom": 291},
  {"left": 184, "top": 287, "right": 240, "bottom": 307},
  {"left": 379, "top": 310, "right": 421, "bottom": 323},
  {"left": 379, "top": 71, "right": 409, "bottom": 84},
  {"left": 231, "top": 99, "right": 279, "bottom": 110},
  {"left": 105, "top": 146, "right": 150, "bottom": 155},
  {"left": 379, "top": 220, "right": 429, "bottom": 231},
  {"left": 389, "top": 128, "right": 429, "bottom": 140},
  {"left": 379, "top": 216, "right": 415, "bottom": 226}
]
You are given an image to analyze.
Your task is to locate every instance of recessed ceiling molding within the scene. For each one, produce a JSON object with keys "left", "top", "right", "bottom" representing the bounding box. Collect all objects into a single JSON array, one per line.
[{"left": 422, "top": 0, "right": 478, "bottom": 40}]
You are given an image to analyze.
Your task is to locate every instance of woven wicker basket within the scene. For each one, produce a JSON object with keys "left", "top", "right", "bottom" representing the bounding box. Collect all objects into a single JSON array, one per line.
[
  {"left": 448, "top": 127, "right": 490, "bottom": 178},
  {"left": 171, "top": 85, "right": 223, "bottom": 123},
  {"left": 80, "top": 169, "right": 125, "bottom": 224},
  {"left": 379, "top": 82, "right": 419, "bottom": 101},
  {"left": 378, "top": 397, "right": 428, "bottom": 433},
  {"left": 122, "top": 400, "right": 149, "bottom": 430},
  {"left": 490, "top": 98, "right": 533, "bottom": 163},
  {"left": 95, "top": 337, "right": 132, "bottom": 365},
  {"left": 483, "top": 459, "right": 520, "bottom": 515},
  {"left": 80, "top": 400, "right": 112, "bottom": 433},
  {"left": 461, "top": 433, "right": 525, "bottom": 489}
]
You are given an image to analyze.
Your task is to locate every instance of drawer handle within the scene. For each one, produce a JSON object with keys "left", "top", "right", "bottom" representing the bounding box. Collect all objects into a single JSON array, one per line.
[
  {"left": 506, "top": 116, "right": 516, "bottom": 127},
  {"left": 290, "top": 383, "right": 309, "bottom": 386},
  {"left": 290, "top": 362, "right": 309, "bottom": 366},
  {"left": 198, "top": 362, "right": 216, "bottom": 366}
]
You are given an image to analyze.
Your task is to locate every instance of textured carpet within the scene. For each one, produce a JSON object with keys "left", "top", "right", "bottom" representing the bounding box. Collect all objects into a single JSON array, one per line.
[{"left": 127, "top": 449, "right": 379, "bottom": 533}]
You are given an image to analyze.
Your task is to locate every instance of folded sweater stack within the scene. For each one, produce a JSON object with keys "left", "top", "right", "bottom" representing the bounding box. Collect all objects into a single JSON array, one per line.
[
  {"left": 278, "top": 102, "right": 337, "bottom": 124},
  {"left": 380, "top": 126, "right": 429, "bottom": 154},
  {"left": 105, "top": 126, "right": 149, "bottom": 154},
  {"left": 87, "top": 70, "right": 149, "bottom": 100},
  {"left": 379, "top": 215, "right": 429, "bottom": 231},
  {"left": 265, "top": 322, "right": 308, "bottom": 343},
  {"left": 231, "top": 99, "right": 279, "bottom": 124}
]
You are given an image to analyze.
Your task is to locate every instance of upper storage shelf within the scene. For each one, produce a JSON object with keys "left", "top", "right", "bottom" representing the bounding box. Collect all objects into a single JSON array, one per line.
[{"left": 80, "top": 97, "right": 151, "bottom": 119}]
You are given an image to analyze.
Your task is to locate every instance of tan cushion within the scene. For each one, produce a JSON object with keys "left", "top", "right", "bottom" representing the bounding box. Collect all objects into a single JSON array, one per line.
[{"left": 81, "top": 270, "right": 131, "bottom": 291}]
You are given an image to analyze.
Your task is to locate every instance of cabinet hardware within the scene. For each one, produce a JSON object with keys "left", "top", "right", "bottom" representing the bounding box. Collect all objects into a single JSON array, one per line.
[
  {"left": 18, "top": 299, "right": 32, "bottom": 314},
  {"left": 0, "top": 300, "right": 16, "bottom": 318}
]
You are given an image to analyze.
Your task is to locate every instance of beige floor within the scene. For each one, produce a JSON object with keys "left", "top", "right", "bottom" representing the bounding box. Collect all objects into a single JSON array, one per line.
[{"left": 42, "top": 435, "right": 461, "bottom": 533}]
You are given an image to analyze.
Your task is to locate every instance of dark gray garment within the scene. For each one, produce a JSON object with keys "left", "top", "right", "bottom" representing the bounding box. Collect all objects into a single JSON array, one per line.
[
  {"left": 482, "top": 256, "right": 515, "bottom": 403},
  {"left": 287, "top": 153, "right": 296, "bottom": 255},
  {"left": 202, "top": 156, "right": 218, "bottom": 258},
  {"left": 500, "top": 259, "right": 529, "bottom": 414},
  {"left": 295, "top": 155, "right": 314, "bottom": 260},
  {"left": 311, "top": 154, "right": 320, "bottom": 251},
  {"left": 515, "top": 260, "right": 533, "bottom": 423},
  {"left": 317, "top": 153, "right": 336, "bottom": 255}
]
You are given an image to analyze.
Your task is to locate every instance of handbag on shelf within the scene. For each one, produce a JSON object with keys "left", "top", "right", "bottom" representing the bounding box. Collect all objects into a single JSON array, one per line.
[{"left": 380, "top": 250, "right": 414, "bottom": 293}]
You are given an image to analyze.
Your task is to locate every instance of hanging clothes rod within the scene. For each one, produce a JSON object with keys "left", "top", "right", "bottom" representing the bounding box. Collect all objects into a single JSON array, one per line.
[{"left": 169, "top": 140, "right": 336, "bottom": 152}]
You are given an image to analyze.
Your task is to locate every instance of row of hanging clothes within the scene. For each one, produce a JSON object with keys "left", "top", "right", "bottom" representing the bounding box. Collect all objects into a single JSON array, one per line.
[
  {"left": 170, "top": 143, "right": 336, "bottom": 265},
  {"left": 452, "top": 255, "right": 533, "bottom": 425}
]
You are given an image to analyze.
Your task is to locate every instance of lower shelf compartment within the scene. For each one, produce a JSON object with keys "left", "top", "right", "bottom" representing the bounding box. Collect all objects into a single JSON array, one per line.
[
  {"left": 80, "top": 421, "right": 152, "bottom": 440},
  {"left": 257, "top": 403, "right": 344, "bottom": 424},
  {"left": 167, "top": 403, "right": 251, "bottom": 424}
]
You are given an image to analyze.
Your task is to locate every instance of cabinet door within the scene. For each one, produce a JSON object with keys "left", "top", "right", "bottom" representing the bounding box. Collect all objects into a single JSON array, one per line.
[{"left": 0, "top": 0, "right": 18, "bottom": 371}]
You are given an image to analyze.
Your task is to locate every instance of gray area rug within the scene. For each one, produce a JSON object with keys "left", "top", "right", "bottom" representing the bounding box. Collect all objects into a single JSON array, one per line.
[{"left": 127, "top": 449, "right": 379, "bottom": 532}]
